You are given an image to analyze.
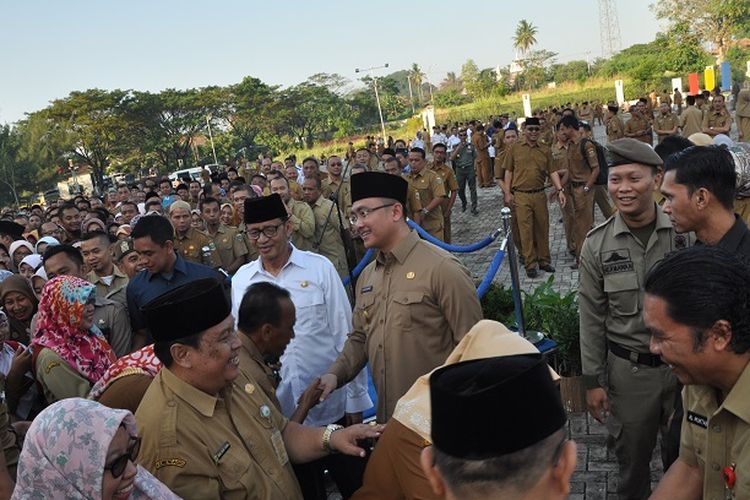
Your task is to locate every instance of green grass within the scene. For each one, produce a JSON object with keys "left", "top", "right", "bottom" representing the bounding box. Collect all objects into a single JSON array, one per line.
[{"left": 290, "top": 76, "right": 647, "bottom": 160}]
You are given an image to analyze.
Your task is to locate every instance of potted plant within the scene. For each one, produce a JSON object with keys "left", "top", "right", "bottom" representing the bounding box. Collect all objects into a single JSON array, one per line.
[{"left": 503, "top": 276, "right": 585, "bottom": 412}]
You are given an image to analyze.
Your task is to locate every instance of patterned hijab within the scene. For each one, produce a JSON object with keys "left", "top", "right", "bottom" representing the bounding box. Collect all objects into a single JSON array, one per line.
[
  {"left": 89, "top": 344, "right": 162, "bottom": 400},
  {"left": 32, "top": 276, "right": 116, "bottom": 383},
  {"left": 12, "top": 398, "right": 180, "bottom": 500}
]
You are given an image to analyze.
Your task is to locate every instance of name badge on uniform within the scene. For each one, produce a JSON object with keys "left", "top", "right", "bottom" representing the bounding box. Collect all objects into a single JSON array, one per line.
[
  {"left": 687, "top": 411, "right": 708, "bottom": 429},
  {"left": 361, "top": 285, "right": 373, "bottom": 293},
  {"left": 271, "top": 430, "right": 289, "bottom": 465},
  {"left": 212, "top": 441, "right": 231, "bottom": 464}
]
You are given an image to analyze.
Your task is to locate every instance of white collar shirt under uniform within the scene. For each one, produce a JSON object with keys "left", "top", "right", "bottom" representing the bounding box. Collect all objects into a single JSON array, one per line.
[
  {"left": 446, "top": 135, "right": 461, "bottom": 151},
  {"left": 231, "top": 245, "right": 372, "bottom": 426}
]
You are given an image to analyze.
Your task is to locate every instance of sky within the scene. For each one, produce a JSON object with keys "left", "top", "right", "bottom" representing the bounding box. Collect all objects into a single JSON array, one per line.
[{"left": 0, "top": 0, "right": 662, "bottom": 124}]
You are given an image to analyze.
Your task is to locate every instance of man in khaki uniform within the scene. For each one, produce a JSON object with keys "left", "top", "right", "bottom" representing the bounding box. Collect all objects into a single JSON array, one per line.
[
  {"left": 660, "top": 89, "right": 672, "bottom": 108},
  {"left": 429, "top": 144, "right": 459, "bottom": 243},
  {"left": 81, "top": 232, "right": 129, "bottom": 305},
  {"left": 302, "top": 176, "right": 349, "bottom": 279},
  {"left": 383, "top": 158, "right": 423, "bottom": 221},
  {"left": 653, "top": 103, "right": 679, "bottom": 144},
  {"left": 200, "top": 197, "right": 248, "bottom": 274},
  {"left": 646, "top": 247, "right": 750, "bottom": 500},
  {"left": 737, "top": 87, "right": 750, "bottom": 143},
  {"left": 701, "top": 94, "right": 732, "bottom": 137},
  {"left": 624, "top": 100, "right": 653, "bottom": 145},
  {"left": 551, "top": 126, "right": 576, "bottom": 256},
  {"left": 169, "top": 201, "right": 220, "bottom": 268},
  {"left": 673, "top": 88, "right": 683, "bottom": 114},
  {"left": 136, "top": 278, "right": 383, "bottom": 500},
  {"left": 605, "top": 104, "right": 625, "bottom": 144},
  {"left": 495, "top": 127, "right": 524, "bottom": 257},
  {"left": 579, "top": 139, "right": 689, "bottom": 500},
  {"left": 319, "top": 172, "right": 483, "bottom": 422},
  {"left": 679, "top": 95, "right": 703, "bottom": 137},
  {"left": 405, "top": 148, "right": 447, "bottom": 241},
  {"left": 558, "top": 115, "right": 600, "bottom": 266},
  {"left": 471, "top": 124, "right": 492, "bottom": 187},
  {"left": 321, "top": 155, "right": 352, "bottom": 219},
  {"left": 450, "top": 129, "right": 478, "bottom": 215},
  {"left": 578, "top": 101, "right": 593, "bottom": 124},
  {"left": 503, "top": 118, "right": 566, "bottom": 278},
  {"left": 232, "top": 185, "right": 260, "bottom": 263},
  {"left": 270, "top": 176, "right": 315, "bottom": 251}
]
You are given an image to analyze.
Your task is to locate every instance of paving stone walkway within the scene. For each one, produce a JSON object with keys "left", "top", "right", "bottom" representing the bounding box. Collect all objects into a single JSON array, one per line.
[{"left": 445, "top": 126, "right": 665, "bottom": 498}]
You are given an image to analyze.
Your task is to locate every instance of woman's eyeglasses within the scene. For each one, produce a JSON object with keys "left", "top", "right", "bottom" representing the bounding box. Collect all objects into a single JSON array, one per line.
[{"left": 105, "top": 436, "right": 141, "bottom": 478}]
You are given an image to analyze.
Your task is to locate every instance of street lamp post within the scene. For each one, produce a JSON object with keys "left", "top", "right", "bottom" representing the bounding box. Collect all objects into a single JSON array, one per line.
[
  {"left": 355, "top": 63, "right": 389, "bottom": 141},
  {"left": 206, "top": 115, "right": 219, "bottom": 165}
]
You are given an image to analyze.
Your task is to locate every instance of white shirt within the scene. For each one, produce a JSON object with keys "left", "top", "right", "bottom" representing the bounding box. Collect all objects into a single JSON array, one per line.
[
  {"left": 411, "top": 138, "right": 425, "bottom": 149},
  {"left": 431, "top": 133, "right": 447, "bottom": 147},
  {"left": 231, "top": 245, "right": 372, "bottom": 426},
  {"left": 446, "top": 134, "right": 461, "bottom": 152}
]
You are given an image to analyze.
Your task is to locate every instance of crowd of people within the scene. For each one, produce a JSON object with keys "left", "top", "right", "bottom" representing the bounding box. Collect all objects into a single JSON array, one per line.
[{"left": 0, "top": 83, "right": 744, "bottom": 499}]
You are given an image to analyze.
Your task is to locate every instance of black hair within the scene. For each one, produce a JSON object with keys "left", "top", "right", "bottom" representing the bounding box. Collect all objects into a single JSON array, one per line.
[
  {"left": 199, "top": 197, "right": 221, "bottom": 212},
  {"left": 237, "top": 282, "right": 291, "bottom": 335},
  {"left": 302, "top": 156, "right": 320, "bottom": 167},
  {"left": 82, "top": 231, "right": 115, "bottom": 244},
  {"left": 645, "top": 245, "right": 750, "bottom": 354},
  {"left": 154, "top": 333, "right": 202, "bottom": 368},
  {"left": 60, "top": 201, "right": 79, "bottom": 213},
  {"left": 382, "top": 148, "right": 396, "bottom": 156},
  {"left": 304, "top": 174, "right": 322, "bottom": 189},
  {"left": 558, "top": 115, "right": 579, "bottom": 129},
  {"left": 42, "top": 244, "right": 84, "bottom": 268},
  {"left": 409, "top": 147, "right": 426, "bottom": 159},
  {"left": 131, "top": 215, "right": 174, "bottom": 246},
  {"left": 654, "top": 136, "right": 694, "bottom": 163},
  {"left": 432, "top": 143, "right": 447, "bottom": 152},
  {"left": 663, "top": 145, "right": 736, "bottom": 209},
  {"left": 686, "top": 95, "right": 696, "bottom": 106}
]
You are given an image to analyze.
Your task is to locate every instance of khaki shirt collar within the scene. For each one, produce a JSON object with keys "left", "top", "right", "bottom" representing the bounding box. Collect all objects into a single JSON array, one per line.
[
  {"left": 88, "top": 265, "right": 127, "bottom": 285},
  {"left": 721, "top": 360, "right": 750, "bottom": 424},
  {"left": 611, "top": 204, "right": 672, "bottom": 237},
  {"left": 376, "top": 229, "right": 420, "bottom": 266},
  {"left": 161, "top": 366, "right": 219, "bottom": 417}
]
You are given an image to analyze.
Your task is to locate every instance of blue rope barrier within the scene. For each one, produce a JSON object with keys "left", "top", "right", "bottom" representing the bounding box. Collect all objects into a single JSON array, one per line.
[
  {"left": 406, "top": 219, "right": 499, "bottom": 253},
  {"left": 476, "top": 248, "right": 506, "bottom": 299},
  {"left": 342, "top": 248, "right": 376, "bottom": 286}
]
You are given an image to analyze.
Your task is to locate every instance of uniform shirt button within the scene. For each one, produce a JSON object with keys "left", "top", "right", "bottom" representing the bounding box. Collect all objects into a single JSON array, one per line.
[
  {"left": 712, "top": 425, "right": 721, "bottom": 433},
  {"left": 167, "top": 401, "right": 176, "bottom": 407},
  {"left": 631, "top": 366, "right": 638, "bottom": 373},
  {"left": 712, "top": 463, "right": 720, "bottom": 471},
  {"left": 378, "top": 344, "right": 383, "bottom": 349}
]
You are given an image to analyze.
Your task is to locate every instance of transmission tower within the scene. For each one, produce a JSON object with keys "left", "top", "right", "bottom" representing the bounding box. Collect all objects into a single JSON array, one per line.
[{"left": 598, "top": 0, "right": 622, "bottom": 58}]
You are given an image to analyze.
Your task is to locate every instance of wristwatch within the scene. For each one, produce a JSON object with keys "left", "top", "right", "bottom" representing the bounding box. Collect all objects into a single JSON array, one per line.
[
  {"left": 322, "top": 424, "right": 344, "bottom": 453},
  {"left": 583, "top": 186, "right": 591, "bottom": 193},
  {"left": 421, "top": 208, "right": 430, "bottom": 216}
]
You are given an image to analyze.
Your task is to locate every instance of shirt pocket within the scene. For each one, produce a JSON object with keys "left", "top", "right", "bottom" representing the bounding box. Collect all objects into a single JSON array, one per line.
[
  {"left": 214, "top": 444, "right": 252, "bottom": 492},
  {"left": 354, "top": 293, "right": 376, "bottom": 330},
  {"left": 603, "top": 273, "right": 640, "bottom": 317},
  {"left": 391, "top": 291, "right": 426, "bottom": 330}
]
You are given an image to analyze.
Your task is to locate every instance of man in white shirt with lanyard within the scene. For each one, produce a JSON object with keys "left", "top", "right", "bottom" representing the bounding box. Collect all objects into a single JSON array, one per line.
[{"left": 231, "top": 193, "right": 372, "bottom": 498}]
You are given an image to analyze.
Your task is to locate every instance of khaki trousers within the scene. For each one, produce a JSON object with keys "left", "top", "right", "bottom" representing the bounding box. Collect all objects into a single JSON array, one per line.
[
  {"left": 475, "top": 155, "right": 492, "bottom": 187},
  {"left": 606, "top": 351, "right": 677, "bottom": 500},
  {"left": 442, "top": 205, "right": 453, "bottom": 243},
  {"left": 569, "top": 185, "right": 595, "bottom": 260},
  {"left": 594, "top": 184, "right": 615, "bottom": 219},
  {"left": 514, "top": 191, "right": 551, "bottom": 270},
  {"left": 738, "top": 116, "right": 750, "bottom": 143},
  {"left": 561, "top": 193, "right": 576, "bottom": 253},
  {"left": 352, "top": 419, "right": 437, "bottom": 500}
]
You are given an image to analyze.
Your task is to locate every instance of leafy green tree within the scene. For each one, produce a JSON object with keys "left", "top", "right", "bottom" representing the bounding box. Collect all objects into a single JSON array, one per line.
[
  {"left": 277, "top": 82, "right": 345, "bottom": 148},
  {"left": 461, "top": 59, "right": 480, "bottom": 98},
  {"left": 408, "top": 63, "right": 426, "bottom": 103},
  {"left": 513, "top": 19, "right": 538, "bottom": 57},
  {"left": 652, "top": 0, "right": 750, "bottom": 63}
]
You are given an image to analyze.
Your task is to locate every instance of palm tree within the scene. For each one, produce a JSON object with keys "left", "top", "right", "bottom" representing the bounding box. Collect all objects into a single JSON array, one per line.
[
  {"left": 513, "top": 19, "right": 538, "bottom": 58},
  {"left": 408, "top": 63, "right": 426, "bottom": 103}
]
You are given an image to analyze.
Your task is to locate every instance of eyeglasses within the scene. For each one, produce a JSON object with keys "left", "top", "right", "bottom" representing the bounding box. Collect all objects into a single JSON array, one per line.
[
  {"left": 526, "top": 127, "right": 541, "bottom": 132},
  {"left": 329, "top": 162, "right": 342, "bottom": 166},
  {"left": 105, "top": 436, "right": 141, "bottom": 478},
  {"left": 349, "top": 203, "right": 395, "bottom": 225},
  {"left": 247, "top": 221, "right": 286, "bottom": 240}
]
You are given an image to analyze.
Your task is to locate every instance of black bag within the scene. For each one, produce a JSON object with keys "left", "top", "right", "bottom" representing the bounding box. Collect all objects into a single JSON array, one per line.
[{"left": 581, "top": 138, "right": 609, "bottom": 185}]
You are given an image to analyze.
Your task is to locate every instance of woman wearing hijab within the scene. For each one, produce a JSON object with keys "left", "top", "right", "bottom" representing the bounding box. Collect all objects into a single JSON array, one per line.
[
  {"left": 220, "top": 202, "right": 236, "bottom": 226},
  {"left": 30, "top": 267, "right": 47, "bottom": 299},
  {"left": 31, "top": 276, "right": 116, "bottom": 403},
  {"left": 17, "top": 254, "right": 41, "bottom": 282},
  {"left": 90, "top": 344, "right": 162, "bottom": 414},
  {"left": 12, "top": 398, "right": 180, "bottom": 500},
  {"left": 34, "top": 235, "right": 59, "bottom": 256},
  {"left": 0, "top": 275, "right": 38, "bottom": 344},
  {"left": 7, "top": 241, "right": 33, "bottom": 272}
]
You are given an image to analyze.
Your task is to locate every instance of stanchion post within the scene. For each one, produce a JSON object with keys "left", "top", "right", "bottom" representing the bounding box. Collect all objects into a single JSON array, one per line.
[{"left": 501, "top": 207, "right": 527, "bottom": 337}]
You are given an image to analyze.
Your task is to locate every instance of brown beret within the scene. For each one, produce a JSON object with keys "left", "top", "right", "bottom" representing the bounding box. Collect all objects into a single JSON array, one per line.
[
  {"left": 111, "top": 238, "right": 136, "bottom": 262},
  {"left": 607, "top": 138, "right": 663, "bottom": 168}
]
